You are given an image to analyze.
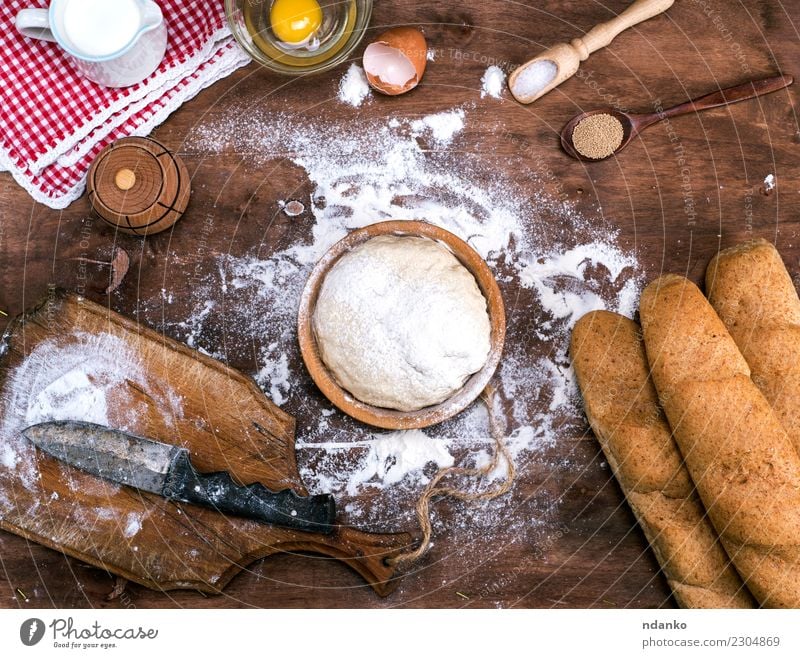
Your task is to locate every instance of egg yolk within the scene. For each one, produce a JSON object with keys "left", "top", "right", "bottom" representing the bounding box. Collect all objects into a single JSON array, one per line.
[{"left": 270, "top": 0, "right": 323, "bottom": 44}]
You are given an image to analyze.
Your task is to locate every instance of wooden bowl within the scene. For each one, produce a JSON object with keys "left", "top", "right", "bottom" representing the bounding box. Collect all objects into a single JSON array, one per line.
[{"left": 298, "top": 220, "right": 506, "bottom": 430}]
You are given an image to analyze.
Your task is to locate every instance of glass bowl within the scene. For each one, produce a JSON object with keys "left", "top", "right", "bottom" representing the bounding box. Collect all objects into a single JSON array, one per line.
[{"left": 225, "top": 0, "right": 373, "bottom": 76}]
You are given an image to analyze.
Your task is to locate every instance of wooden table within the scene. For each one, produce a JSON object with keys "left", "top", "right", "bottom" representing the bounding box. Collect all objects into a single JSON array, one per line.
[{"left": 1, "top": 0, "right": 798, "bottom": 608}]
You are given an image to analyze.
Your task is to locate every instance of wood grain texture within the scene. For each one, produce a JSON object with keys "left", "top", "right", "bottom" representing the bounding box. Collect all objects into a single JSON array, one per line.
[
  {"left": 87, "top": 137, "right": 191, "bottom": 236},
  {"left": 1, "top": 0, "right": 799, "bottom": 608}
]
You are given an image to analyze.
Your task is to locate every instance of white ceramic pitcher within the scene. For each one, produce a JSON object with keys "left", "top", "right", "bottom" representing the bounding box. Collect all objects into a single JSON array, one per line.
[{"left": 16, "top": 0, "right": 168, "bottom": 88}]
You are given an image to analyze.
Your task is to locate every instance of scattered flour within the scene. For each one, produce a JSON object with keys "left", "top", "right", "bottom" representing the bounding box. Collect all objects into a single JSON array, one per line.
[
  {"left": 0, "top": 331, "right": 184, "bottom": 514},
  {"left": 337, "top": 63, "right": 371, "bottom": 107},
  {"left": 410, "top": 109, "right": 465, "bottom": 146},
  {"left": 25, "top": 370, "right": 108, "bottom": 428},
  {"left": 0, "top": 100, "right": 644, "bottom": 584},
  {"left": 352, "top": 430, "right": 454, "bottom": 493},
  {"left": 167, "top": 107, "right": 642, "bottom": 547},
  {"left": 518, "top": 243, "right": 640, "bottom": 326},
  {"left": 298, "top": 430, "right": 455, "bottom": 496},
  {"left": 256, "top": 351, "right": 290, "bottom": 406},
  {"left": 123, "top": 512, "right": 143, "bottom": 538},
  {"left": 180, "top": 299, "right": 215, "bottom": 348},
  {"left": 764, "top": 173, "right": 775, "bottom": 191},
  {"left": 480, "top": 65, "right": 506, "bottom": 99}
]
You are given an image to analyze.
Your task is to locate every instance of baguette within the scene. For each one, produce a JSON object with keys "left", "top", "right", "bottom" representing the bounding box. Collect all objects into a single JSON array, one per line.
[
  {"left": 706, "top": 239, "right": 800, "bottom": 454},
  {"left": 639, "top": 274, "right": 800, "bottom": 608},
  {"left": 571, "top": 310, "right": 753, "bottom": 608}
]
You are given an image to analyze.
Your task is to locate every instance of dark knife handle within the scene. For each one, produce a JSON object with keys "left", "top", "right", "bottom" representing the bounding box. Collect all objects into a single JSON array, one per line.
[{"left": 163, "top": 452, "right": 336, "bottom": 534}]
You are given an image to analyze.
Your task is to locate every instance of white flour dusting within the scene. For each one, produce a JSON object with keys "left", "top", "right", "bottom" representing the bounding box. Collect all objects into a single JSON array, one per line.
[
  {"left": 353, "top": 431, "right": 454, "bottom": 493},
  {"left": 518, "top": 243, "right": 639, "bottom": 326},
  {"left": 166, "top": 107, "right": 641, "bottom": 547},
  {"left": 337, "top": 63, "right": 371, "bottom": 107},
  {"left": 25, "top": 370, "right": 108, "bottom": 428},
  {"left": 297, "top": 429, "right": 455, "bottom": 496},
  {"left": 256, "top": 351, "right": 290, "bottom": 406},
  {"left": 410, "top": 109, "right": 465, "bottom": 146},
  {"left": 123, "top": 512, "right": 143, "bottom": 538},
  {"left": 764, "top": 173, "right": 775, "bottom": 192},
  {"left": 0, "top": 331, "right": 184, "bottom": 514},
  {"left": 480, "top": 65, "right": 506, "bottom": 99}
]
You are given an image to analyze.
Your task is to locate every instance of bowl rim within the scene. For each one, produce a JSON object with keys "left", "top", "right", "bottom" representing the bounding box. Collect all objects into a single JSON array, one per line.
[
  {"left": 224, "top": 0, "right": 374, "bottom": 76},
  {"left": 297, "top": 220, "right": 506, "bottom": 429}
]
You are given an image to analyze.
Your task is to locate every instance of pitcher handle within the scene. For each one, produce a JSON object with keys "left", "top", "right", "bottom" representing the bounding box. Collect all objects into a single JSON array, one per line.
[{"left": 15, "top": 8, "right": 57, "bottom": 43}]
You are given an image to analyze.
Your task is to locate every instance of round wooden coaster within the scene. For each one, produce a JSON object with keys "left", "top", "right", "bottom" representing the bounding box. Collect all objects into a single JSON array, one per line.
[{"left": 87, "top": 136, "right": 191, "bottom": 236}]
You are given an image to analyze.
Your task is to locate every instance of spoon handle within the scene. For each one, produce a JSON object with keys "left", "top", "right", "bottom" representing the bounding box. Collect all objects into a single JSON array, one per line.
[
  {"left": 650, "top": 75, "right": 794, "bottom": 123},
  {"left": 571, "top": 0, "right": 675, "bottom": 60}
]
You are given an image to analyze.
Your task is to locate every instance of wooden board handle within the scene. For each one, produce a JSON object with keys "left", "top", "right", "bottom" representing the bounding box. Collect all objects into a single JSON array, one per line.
[
  {"left": 269, "top": 527, "right": 417, "bottom": 597},
  {"left": 571, "top": 0, "right": 674, "bottom": 59}
]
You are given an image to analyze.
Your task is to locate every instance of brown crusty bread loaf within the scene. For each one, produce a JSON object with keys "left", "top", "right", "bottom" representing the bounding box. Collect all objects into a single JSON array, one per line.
[
  {"left": 571, "top": 310, "right": 753, "bottom": 608},
  {"left": 706, "top": 239, "right": 800, "bottom": 454},
  {"left": 639, "top": 274, "right": 800, "bottom": 608}
]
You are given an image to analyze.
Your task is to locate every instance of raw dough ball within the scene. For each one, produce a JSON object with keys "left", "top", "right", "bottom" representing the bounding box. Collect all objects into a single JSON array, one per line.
[{"left": 313, "top": 234, "right": 492, "bottom": 411}]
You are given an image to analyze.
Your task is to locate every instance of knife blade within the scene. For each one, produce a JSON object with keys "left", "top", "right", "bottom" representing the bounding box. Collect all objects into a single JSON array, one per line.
[{"left": 23, "top": 421, "right": 336, "bottom": 534}]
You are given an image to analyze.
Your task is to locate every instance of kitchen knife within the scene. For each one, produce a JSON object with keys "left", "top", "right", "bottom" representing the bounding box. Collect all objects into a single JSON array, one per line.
[{"left": 23, "top": 420, "right": 336, "bottom": 534}]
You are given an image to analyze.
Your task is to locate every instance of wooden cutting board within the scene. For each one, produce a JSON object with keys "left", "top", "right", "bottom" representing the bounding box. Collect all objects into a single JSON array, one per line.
[{"left": 0, "top": 292, "right": 413, "bottom": 596}]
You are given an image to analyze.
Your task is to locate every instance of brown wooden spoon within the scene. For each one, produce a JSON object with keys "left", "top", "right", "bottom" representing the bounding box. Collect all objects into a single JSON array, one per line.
[{"left": 561, "top": 74, "right": 793, "bottom": 161}]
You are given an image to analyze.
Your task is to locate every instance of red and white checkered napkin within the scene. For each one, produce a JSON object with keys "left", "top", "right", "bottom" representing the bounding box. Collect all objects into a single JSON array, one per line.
[{"left": 0, "top": 0, "right": 251, "bottom": 209}]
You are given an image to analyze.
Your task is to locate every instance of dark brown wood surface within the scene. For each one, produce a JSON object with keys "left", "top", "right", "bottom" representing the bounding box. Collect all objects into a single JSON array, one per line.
[{"left": 1, "top": 0, "right": 799, "bottom": 608}]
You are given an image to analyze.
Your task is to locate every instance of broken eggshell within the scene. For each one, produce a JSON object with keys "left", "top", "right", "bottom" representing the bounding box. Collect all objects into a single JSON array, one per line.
[{"left": 362, "top": 27, "right": 427, "bottom": 96}]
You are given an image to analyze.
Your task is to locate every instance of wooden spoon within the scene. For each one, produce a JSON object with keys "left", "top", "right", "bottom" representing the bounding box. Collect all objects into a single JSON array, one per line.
[
  {"left": 561, "top": 74, "right": 794, "bottom": 161},
  {"left": 509, "top": 0, "right": 675, "bottom": 105}
]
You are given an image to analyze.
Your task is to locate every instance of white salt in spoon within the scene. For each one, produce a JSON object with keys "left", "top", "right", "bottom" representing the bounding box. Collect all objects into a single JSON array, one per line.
[{"left": 509, "top": 0, "right": 674, "bottom": 105}]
